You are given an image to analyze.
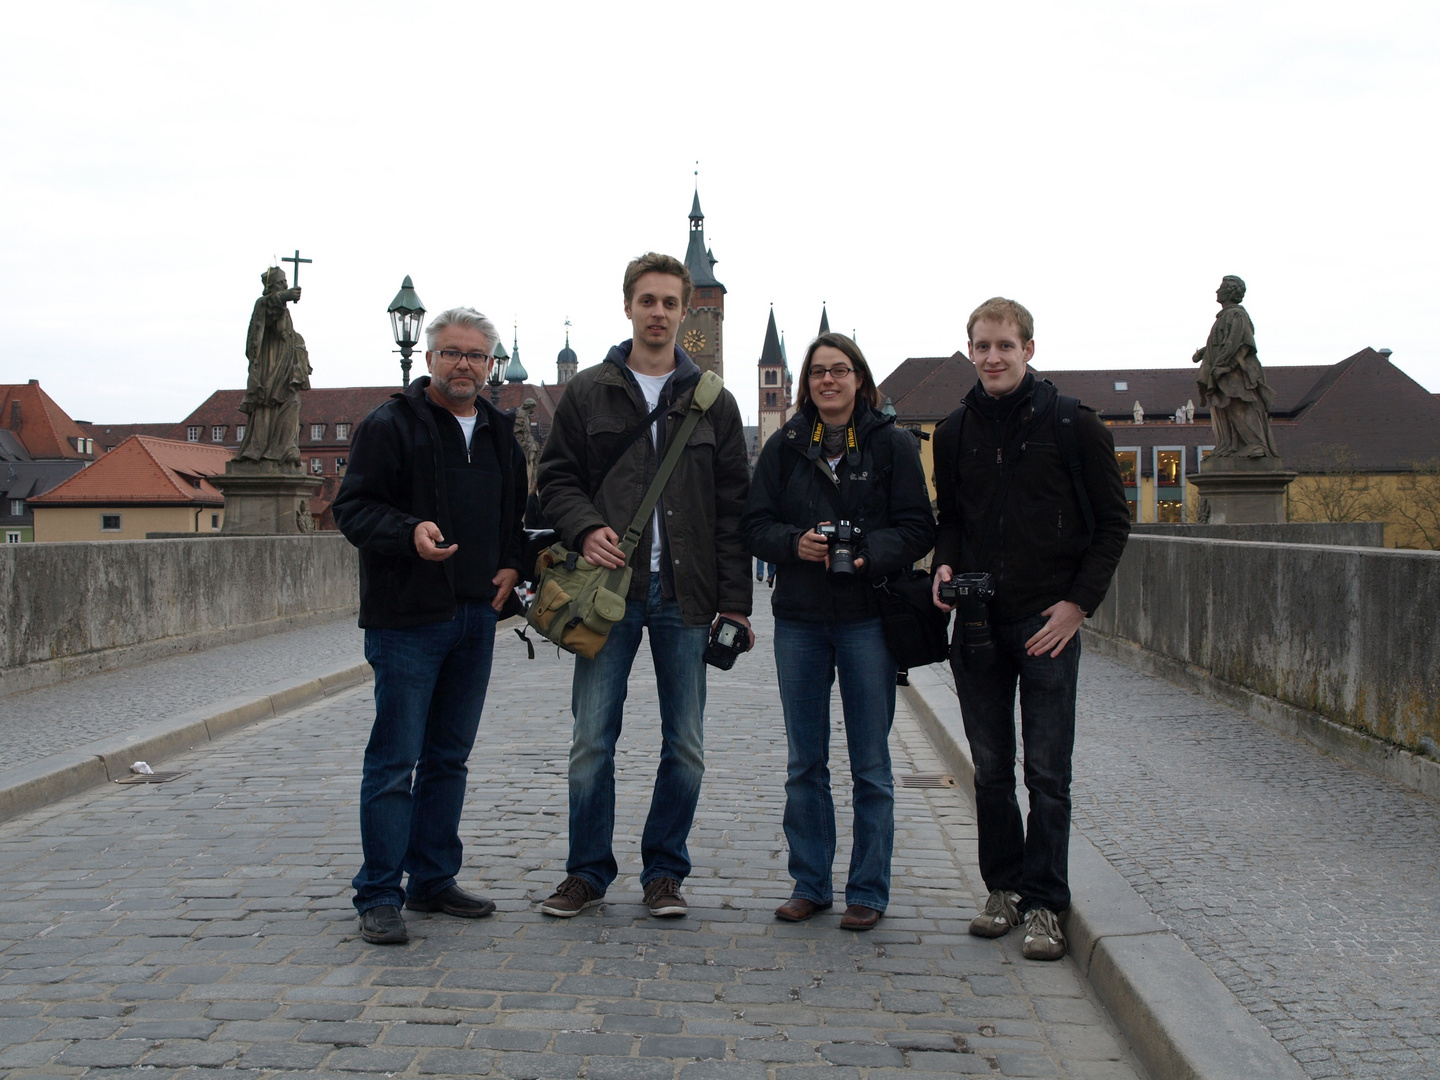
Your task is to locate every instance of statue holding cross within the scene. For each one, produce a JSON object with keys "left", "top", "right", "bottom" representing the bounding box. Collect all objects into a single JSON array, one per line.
[
  {"left": 281, "top": 249, "right": 311, "bottom": 286},
  {"left": 237, "top": 265, "right": 311, "bottom": 466}
]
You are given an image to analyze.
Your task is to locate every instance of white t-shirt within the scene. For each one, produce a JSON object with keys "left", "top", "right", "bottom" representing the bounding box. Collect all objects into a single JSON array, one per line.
[
  {"left": 630, "top": 368, "right": 672, "bottom": 573},
  {"left": 455, "top": 412, "right": 478, "bottom": 449}
]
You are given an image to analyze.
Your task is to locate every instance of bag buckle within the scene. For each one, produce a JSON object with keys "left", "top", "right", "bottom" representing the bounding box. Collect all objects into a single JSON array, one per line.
[{"left": 565, "top": 551, "right": 578, "bottom": 571}]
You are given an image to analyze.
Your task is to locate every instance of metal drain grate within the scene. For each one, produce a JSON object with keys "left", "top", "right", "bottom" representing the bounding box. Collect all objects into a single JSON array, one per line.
[
  {"left": 115, "top": 771, "right": 188, "bottom": 785},
  {"left": 899, "top": 773, "right": 957, "bottom": 789}
]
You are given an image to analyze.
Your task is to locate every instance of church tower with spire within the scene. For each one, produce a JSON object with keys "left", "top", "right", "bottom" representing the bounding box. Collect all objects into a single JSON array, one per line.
[
  {"left": 756, "top": 306, "right": 792, "bottom": 450},
  {"left": 678, "top": 185, "right": 726, "bottom": 377},
  {"left": 556, "top": 323, "right": 577, "bottom": 384}
]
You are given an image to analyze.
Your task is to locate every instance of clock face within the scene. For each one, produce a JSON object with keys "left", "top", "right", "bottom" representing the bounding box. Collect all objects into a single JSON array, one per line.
[{"left": 683, "top": 329, "right": 707, "bottom": 352}]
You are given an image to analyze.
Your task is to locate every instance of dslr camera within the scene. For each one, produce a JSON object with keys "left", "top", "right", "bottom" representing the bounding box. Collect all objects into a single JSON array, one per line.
[
  {"left": 941, "top": 572, "right": 995, "bottom": 671},
  {"left": 815, "top": 520, "right": 864, "bottom": 576},
  {"left": 704, "top": 616, "right": 750, "bottom": 670}
]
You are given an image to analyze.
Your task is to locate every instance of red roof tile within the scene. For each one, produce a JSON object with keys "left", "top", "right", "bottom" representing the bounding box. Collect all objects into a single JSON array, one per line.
[
  {"left": 0, "top": 381, "right": 94, "bottom": 460},
  {"left": 30, "top": 436, "right": 233, "bottom": 507}
]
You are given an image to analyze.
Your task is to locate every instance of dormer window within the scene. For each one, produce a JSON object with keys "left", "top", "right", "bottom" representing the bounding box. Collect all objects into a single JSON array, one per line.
[{"left": 1114, "top": 381, "right": 1128, "bottom": 391}]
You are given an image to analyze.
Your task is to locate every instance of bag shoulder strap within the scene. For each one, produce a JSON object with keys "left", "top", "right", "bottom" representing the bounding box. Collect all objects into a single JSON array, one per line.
[
  {"left": 1055, "top": 394, "right": 1096, "bottom": 542},
  {"left": 618, "top": 371, "right": 723, "bottom": 557},
  {"left": 598, "top": 398, "right": 668, "bottom": 482}
]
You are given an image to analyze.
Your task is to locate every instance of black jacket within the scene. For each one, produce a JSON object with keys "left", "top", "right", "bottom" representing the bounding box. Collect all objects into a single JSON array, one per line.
[
  {"left": 933, "top": 374, "right": 1129, "bottom": 621},
  {"left": 332, "top": 378, "right": 527, "bottom": 629},
  {"left": 536, "top": 343, "right": 752, "bottom": 627},
  {"left": 743, "top": 400, "right": 936, "bottom": 623}
]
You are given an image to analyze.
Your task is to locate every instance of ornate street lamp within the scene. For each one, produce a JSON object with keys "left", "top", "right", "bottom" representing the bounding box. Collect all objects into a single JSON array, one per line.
[
  {"left": 388, "top": 276, "right": 426, "bottom": 386},
  {"left": 488, "top": 337, "right": 509, "bottom": 405}
]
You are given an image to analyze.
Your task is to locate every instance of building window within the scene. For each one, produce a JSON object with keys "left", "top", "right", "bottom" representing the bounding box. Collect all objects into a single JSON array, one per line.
[
  {"left": 311, "top": 424, "right": 325, "bottom": 441},
  {"left": 8, "top": 499, "right": 22, "bottom": 517},
  {"left": 1114, "top": 381, "right": 1128, "bottom": 391},
  {"left": 1115, "top": 447, "right": 1140, "bottom": 522},
  {"left": 311, "top": 458, "right": 323, "bottom": 474},
  {"left": 186, "top": 426, "right": 200, "bottom": 442},
  {"left": 100, "top": 513, "right": 121, "bottom": 532},
  {"left": 336, "top": 457, "right": 348, "bottom": 475},
  {"left": 765, "top": 371, "right": 777, "bottom": 385},
  {"left": 236, "top": 424, "right": 246, "bottom": 442},
  {"left": 211, "top": 513, "right": 220, "bottom": 530},
  {"left": 1153, "top": 446, "right": 1186, "bottom": 523},
  {"left": 765, "top": 392, "right": 776, "bottom": 408},
  {"left": 5, "top": 531, "right": 20, "bottom": 544},
  {"left": 211, "top": 425, "right": 225, "bottom": 442},
  {"left": 336, "top": 423, "right": 350, "bottom": 441}
]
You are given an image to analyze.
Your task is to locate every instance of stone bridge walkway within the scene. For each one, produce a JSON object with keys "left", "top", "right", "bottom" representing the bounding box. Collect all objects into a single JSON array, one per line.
[{"left": 0, "top": 610, "right": 1142, "bottom": 1079}]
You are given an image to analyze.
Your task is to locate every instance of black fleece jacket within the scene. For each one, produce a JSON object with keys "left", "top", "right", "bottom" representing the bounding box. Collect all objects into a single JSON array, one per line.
[
  {"left": 332, "top": 378, "right": 527, "bottom": 629},
  {"left": 932, "top": 373, "right": 1129, "bottom": 622},
  {"left": 743, "top": 400, "right": 936, "bottom": 623}
]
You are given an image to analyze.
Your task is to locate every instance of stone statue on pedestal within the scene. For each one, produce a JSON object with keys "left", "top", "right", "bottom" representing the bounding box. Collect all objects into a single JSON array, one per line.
[
  {"left": 515, "top": 398, "right": 541, "bottom": 493},
  {"left": 1192, "top": 276, "right": 1279, "bottom": 459},
  {"left": 215, "top": 265, "right": 322, "bottom": 534},
  {"left": 238, "top": 267, "right": 311, "bottom": 467}
]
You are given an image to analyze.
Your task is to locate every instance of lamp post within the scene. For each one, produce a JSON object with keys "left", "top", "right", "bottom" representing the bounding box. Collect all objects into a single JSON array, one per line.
[
  {"left": 388, "top": 276, "right": 426, "bottom": 386},
  {"left": 488, "top": 337, "right": 509, "bottom": 406}
]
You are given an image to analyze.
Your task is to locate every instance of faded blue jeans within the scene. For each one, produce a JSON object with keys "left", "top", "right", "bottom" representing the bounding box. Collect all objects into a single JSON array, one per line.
[
  {"left": 952, "top": 611, "right": 1080, "bottom": 915},
  {"left": 567, "top": 574, "right": 708, "bottom": 893},
  {"left": 352, "top": 602, "right": 497, "bottom": 914},
  {"left": 774, "top": 616, "right": 897, "bottom": 912}
]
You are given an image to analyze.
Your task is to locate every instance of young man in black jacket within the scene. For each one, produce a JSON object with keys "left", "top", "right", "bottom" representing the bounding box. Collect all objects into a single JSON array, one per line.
[
  {"left": 332, "top": 307, "right": 527, "bottom": 945},
  {"left": 534, "top": 253, "right": 752, "bottom": 920},
  {"left": 931, "top": 297, "right": 1129, "bottom": 961}
]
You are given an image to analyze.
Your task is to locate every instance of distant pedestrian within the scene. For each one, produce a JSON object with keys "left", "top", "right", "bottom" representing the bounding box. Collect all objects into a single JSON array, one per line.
[
  {"left": 755, "top": 556, "right": 776, "bottom": 587},
  {"left": 931, "top": 298, "right": 1129, "bottom": 960},
  {"left": 535, "top": 252, "right": 753, "bottom": 919},
  {"left": 743, "top": 332, "right": 935, "bottom": 931},
  {"left": 333, "top": 306, "right": 527, "bottom": 945}
]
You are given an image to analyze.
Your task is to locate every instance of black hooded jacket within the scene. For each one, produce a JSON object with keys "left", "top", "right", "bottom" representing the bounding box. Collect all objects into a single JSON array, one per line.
[
  {"left": 332, "top": 378, "right": 527, "bottom": 629},
  {"left": 932, "top": 373, "right": 1129, "bottom": 622},
  {"left": 743, "top": 399, "right": 936, "bottom": 623}
]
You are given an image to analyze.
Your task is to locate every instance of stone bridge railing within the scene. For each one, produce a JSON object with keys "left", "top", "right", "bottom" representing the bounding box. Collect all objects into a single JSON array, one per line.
[
  {"left": 0, "top": 535, "right": 359, "bottom": 696},
  {"left": 1086, "top": 534, "right": 1440, "bottom": 792}
]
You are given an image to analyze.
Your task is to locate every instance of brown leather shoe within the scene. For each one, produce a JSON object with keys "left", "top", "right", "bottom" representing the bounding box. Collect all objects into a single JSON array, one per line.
[
  {"left": 774, "top": 897, "right": 832, "bottom": 922},
  {"left": 839, "top": 904, "right": 882, "bottom": 931}
]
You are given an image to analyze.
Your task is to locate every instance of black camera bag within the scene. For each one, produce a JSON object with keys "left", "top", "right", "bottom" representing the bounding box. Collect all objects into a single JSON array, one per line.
[{"left": 874, "top": 570, "right": 952, "bottom": 671}]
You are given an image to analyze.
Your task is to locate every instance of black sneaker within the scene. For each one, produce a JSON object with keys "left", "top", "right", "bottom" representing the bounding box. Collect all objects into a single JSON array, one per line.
[
  {"left": 405, "top": 884, "right": 496, "bottom": 918},
  {"left": 643, "top": 877, "right": 687, "bottom": 917},
  {"left": 539, "top": 875, "right": 605, "bottom": 917},
  {"left": 359, "top": 905, "right": 408, "bottom": 944}
]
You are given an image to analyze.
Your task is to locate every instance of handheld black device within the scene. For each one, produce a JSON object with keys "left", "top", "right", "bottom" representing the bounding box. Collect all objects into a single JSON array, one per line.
[
  {"left": 815, "top": 519, "right": 864, "bottom": 575},
  {"left": 704, "top": 616, "right": 749, "bottom": 670}
]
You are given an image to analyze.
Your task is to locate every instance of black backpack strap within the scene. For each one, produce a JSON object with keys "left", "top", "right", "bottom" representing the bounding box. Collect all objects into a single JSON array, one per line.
[{"left": 1055, "top": 394, "right": 1095, "bottom": 542}]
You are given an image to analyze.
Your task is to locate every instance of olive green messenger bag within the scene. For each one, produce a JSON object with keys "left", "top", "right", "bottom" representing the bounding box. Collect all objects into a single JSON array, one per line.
[{"left": 527, "top": 370, "right": 724, "bottom": 659}]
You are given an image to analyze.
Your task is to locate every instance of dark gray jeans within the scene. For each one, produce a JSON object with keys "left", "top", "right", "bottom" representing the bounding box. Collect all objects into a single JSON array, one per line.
[{"left": 952, "top": 612, "right": 1080, "bottom": 914}]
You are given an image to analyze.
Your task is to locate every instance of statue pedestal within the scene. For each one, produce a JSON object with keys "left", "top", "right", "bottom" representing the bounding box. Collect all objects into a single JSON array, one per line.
[
  {"left": 213, "top": 462, "right": 322, "bottom": 535},
  {"left": 1189, "top": 457, "right": 1297, "bottom": 524}
]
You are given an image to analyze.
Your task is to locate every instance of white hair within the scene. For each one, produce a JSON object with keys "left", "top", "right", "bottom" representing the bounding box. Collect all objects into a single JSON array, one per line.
[{"left": 426, "top": 307, "right": 500, "bottom": 353}]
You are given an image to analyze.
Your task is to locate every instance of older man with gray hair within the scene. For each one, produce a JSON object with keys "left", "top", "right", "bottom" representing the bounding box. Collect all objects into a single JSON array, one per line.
[{"left": 333, "top": 307, "right": 528, "bottom": 944}]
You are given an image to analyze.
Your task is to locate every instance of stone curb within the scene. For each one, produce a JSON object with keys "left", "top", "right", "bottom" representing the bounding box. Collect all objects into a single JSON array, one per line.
[
  {"left": 902, "top": 665, "right": 1308, "bottom": 1080},
  {"left": 0, "top": 661, "right": 373, "bottom": 824},
  {"left": 1082, "top": 628, "right": 1440, "bottom": 802}
]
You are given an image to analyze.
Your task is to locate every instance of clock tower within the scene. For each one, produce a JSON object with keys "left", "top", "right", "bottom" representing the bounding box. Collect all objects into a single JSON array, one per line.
[{"left": 679, "top": 187, "right": 725, "bottom": 377}]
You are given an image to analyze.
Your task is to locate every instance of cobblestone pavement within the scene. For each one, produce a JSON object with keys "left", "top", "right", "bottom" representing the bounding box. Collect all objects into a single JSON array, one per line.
[
  {"left": 0, "top": 608, "right": 1143, "bottom": 1079},
  {"left": 941, "top": 648, "right": 1440, "bottom": 1080},
  {"left": 0, "top": 618, "right": 363, "bottom": 774}
]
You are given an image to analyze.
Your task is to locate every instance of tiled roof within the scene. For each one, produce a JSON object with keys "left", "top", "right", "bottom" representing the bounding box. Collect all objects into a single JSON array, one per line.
[
  {"left": 881, "top": 347, "right": 1440, "bottom": 473},
  {"left": 172, "top": 387, "right": 402, "bottom": 439},
  {"left": 0, "top": 381, "right": 94, "bottom": 460},
  {"left": 30, "top": 436, "right": 232, "bottom": 507},
  {"left": 82, "top": 423, "right": 176, "bottom": 455},
  {"left": 0, "top": 460, "right": 87, "bottom": 518}
]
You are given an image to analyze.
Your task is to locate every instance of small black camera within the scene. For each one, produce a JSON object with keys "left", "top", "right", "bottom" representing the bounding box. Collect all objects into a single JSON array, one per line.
[
  {"left": 816, "top": 520, "right": 864, "bottom": 576},
  {"left": 946, "top": 572, "right": 996, "bottom": 670},
  {"left": 704, "top": 616, "right": 750, "bottom": 670}
]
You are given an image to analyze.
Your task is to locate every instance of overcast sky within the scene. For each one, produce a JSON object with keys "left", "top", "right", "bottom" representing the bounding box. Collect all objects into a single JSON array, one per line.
[{"left": 2, "top": 1, "right": 1436, "bottom": 428}]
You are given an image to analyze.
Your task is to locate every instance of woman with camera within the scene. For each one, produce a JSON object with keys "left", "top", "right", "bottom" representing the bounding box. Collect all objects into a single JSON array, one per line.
[{"left": 742, "top": 332, "right": 935, "bottom": 931}]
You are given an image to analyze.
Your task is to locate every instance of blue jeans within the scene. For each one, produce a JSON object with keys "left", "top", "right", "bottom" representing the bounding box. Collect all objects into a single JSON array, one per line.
[
  {"left": 952, "top": 612, "right": 1080, "bottom": 914},
  {"left": 774, "top": 617, "right": 897, "bottom": 911},
  {"left": 353, "top": 602, "right": 497, "bottom": 913},
  {"left": 567, "top": 574, "right": 708, "bottom": 892}
]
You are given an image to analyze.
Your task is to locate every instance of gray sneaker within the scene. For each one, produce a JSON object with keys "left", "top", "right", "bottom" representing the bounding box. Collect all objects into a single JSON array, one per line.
[
  {"left": 643, "top": 877, "right": 687, "bottom": 917},
  {"left": 539, "top": 875, "right": 605, "bottom": 917},
  {"left": 1022, "top": 907, "right": 1067, "bottom": 961},
  {"left": 969, "top": 889, "right": 1021, "bottom": 938}
]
